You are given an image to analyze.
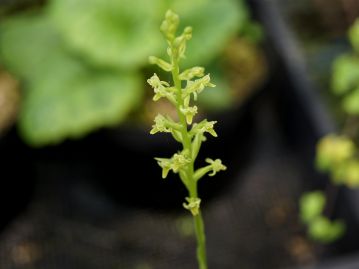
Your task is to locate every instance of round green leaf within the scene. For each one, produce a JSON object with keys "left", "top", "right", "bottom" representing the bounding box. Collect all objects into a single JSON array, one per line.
[
  {"left": 48, "top": 0, "right": 164, "bottom": 69},
  {"left": 0, "top": 14, "right": 143, "bottom": 146},
  {"left": 0, "top": 13, "right": 64, "bottom": 81},
  {"left": 299, "top": 191, "right": 326, "bottom": 224},
  {"left": 309, "top": 216, "right": 345, "bottom": 244},
  {"left": 349, "top": 18, "right": 359, "bottom": 54},
  {"left": 342, "top": 87, "right": 359, "bottom": 115},
  {"left": 315, "top": 134, "right": 355, "bottom": 172},
  {"left": 20, "top": 68, "right": 142, "bottom": 146},
  {"left": 331, "top": 54, "right": 359, "bottom": 95}
]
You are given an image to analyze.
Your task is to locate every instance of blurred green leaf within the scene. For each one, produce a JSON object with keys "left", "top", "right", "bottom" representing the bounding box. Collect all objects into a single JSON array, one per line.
[
  {"left": 308, "top": 216, "right": 345, "bottom": 244},
  {"left": 331, "top": 54, "right": 359, "bottom": 95},
  {"left": 198, "top": 63, "right": 233, "bottom": 111},
  {"left": 49, "top": 0, "right": 246, "bottom": 70},
  {"left": 349, "top": 18, "right": 359, "bottom": 54},
  {"left": 316, "top": 134, "right": 355, "bottom": 172},
  {"left": 300, "top": 191, "right": 326, "bottom": 224},
  {"left": 342, "top": 87, "right": 359, "bottom": 115},
  {"left": 0, "top": 13, "right": 63, "bottom": 81},
  {"left": 333, "top": 159, "right": 359, "bottom": 188},
  {"left": 49, "top": 0, "right": 164, "bottom": 69},
  {"left": 239, "top": 21, "right": 263, "bottom": 44},
  {"left": 0, "top": 14, "right": 142, "bottom": 146}
]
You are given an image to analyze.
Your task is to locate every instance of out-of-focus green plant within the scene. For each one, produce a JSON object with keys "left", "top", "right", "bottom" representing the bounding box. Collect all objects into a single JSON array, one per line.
[
  {"left": 148, "top": 10, "right": 226, "bottom": 269},
  {"left": 300, "top": 20, "right": 359, "bottom": 244},
  {"left": 0, "top": 0, "right": 260, "bottom": 146},
  {"left": 300, "top": 191, "right": 345, "bottom": 243},
  {"left": 332, "top": 19, "right": 359, "bottom": 114}
]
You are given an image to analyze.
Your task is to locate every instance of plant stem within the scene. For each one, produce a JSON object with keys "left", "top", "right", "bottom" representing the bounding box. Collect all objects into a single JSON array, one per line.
[
  {"left": 171, "top": 54, "right": 208, "bottom": 269},
  {"left": 194, "top": 211, "right": 208, "bottom": 269}
]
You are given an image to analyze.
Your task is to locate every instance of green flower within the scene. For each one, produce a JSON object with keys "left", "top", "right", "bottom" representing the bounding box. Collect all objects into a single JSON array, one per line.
[
  {"left": 155, "top": 157, "right": 172, "bottom": 179},
  {"left": 150, "top": 114, "right": 170, "bottom": 134},
  {"left": 191, "top": 119, "right": 218, "bottom": 137},
  {"left": 205, "top": 158, "right": 227, "bottom": 176},
  {"left": 150, "top": 114, "right": 182, "bottom": 135},
  {"left": 183, "top": 197, "right": 201, "bottom": 216},
  {"left": 155, "top": 151, "right": 191, "bottom": 178},
  {"left": 147, "top": 73, "right": 175, "bottom": 102},
  {"left": 184, "top": 74, "right": 215, "bottom": 100},
  {"left": 180, "top": 105, "right": 198, "bottom": 124},
  {"left": 172, "top": 152, "right": 191, "bottom": 172}
]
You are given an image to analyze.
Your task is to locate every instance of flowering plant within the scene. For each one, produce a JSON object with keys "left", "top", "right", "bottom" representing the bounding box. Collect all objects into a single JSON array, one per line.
[{"left": 147, "top": 10, "right": 227, "bottom": 269}]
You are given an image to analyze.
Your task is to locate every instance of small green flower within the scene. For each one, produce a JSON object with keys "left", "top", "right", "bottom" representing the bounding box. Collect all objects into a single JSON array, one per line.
[
  {"left": 191, "top": 119, "right": 218, "bottom": 137},
  {"left": 185, "top": 74, "right": 215, "bottom": 100},
  {"left": 183, "top": 197, "right": 201, "bottom": 216},
  {"left": 147, "top": 73, "right": 174, "bottom": 102},
  {"left": 155, "top": 151, "right": 191, "bottom": 178},
  {"left": 205, "top": 158, "right": 227, "bottom": 176},
  {"left": 150, "top": 114, "right": 170, "bottom": 134},
  {"left": 180, "top": 105, "right": 198, "bottom": 124},
  {"left": 150, "top": 114, "right": 182, "bottom": 135},
  {"left": 172, "top": 152, "right": 191, "bottom": 172},
  {"left": 155, "top": 157, "right": 172, "bottom": 179}
]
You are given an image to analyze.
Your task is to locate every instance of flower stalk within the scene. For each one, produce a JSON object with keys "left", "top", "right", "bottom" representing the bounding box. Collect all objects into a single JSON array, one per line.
[{"left": 148, "top": 10, "right": 226, "bottom": 269}]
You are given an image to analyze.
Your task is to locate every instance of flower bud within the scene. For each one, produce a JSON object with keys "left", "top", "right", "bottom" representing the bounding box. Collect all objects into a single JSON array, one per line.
[{"left": 160, "top": 10, "right": 179, "bottom": 41}]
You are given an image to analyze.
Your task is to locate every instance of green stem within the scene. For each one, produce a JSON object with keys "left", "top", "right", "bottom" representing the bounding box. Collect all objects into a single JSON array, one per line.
[
  {"left": 171, "top": 50, "right": 208, "bottom": 269},
  {"left": 194, "top": 211, "right": 208, "bottom": 269}
]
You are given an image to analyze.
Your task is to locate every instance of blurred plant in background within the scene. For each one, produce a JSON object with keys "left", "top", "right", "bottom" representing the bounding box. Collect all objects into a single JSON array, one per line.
[
  {"left": 300, "top": 19, "right": 359, "bottom": 243},
  {"left": 0, "top": 0, "right": 262, "bottom": 146}
]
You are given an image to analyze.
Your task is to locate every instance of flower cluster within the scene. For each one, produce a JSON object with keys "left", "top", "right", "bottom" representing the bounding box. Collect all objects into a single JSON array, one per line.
[{"left": 147, "top": 10, "right": 226, "bottom": 214}]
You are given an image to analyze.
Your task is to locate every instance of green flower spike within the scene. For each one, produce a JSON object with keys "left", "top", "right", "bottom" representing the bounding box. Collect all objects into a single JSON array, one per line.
[{"left": 149, "top": 10, "right": 226, "bottom": 269}]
